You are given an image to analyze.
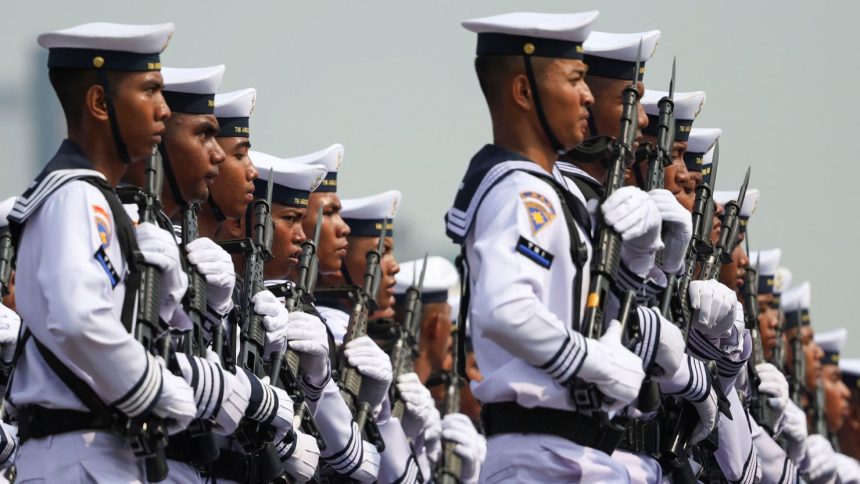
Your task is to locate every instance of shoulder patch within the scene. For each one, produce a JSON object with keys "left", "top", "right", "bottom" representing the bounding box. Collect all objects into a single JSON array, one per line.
[
  {"left": 519, "top": 191, "right": 556, "bottom": 235},
  {"left": 516, "top": 236, "right": 554, "bottom": 269},
  {"left": 92, "top": 204, "right": 112, "bottom": 246},
  {"left": 94, "top": 245, "right": 120, "bottom": 288}
]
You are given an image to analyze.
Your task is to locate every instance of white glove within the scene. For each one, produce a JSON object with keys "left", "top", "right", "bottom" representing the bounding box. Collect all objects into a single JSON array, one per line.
[
  {"left": 252, "top": 290, "right": 290, "bottom": 355},
  {"left": 287, "top": 312, "right": 330, "bottom": 386},
  {"left": 278, "top": 430, "right": 320, "bottom": 483},
  {"left": 424, "top": 411, "right": 443, "bottom": 465},
  {"left": 690, "top": 388, "right": 719, "bottom": 444},
  {"left": 756, "top": 362, "right": 788, "bottom": 425},
  {"left": 836, "top": 453, "right": 860, "bottom": 484},
  {"left": 135, "top": 222, "right": 188, "bottom": 321},
  {"left": 152, "top": 363, "right": 197, "bottom": 434},
  {"left": 578, "top": 321, "right": 646, "bottom": 412},
  {"left": 352, "top": 440, "right": 381, "bottom": 482},
  {"left": 783, "top": 401, "right": 809, "bottom": 462},
  {"left": 344, "top": 336, "right": 393, "bottom": 413},
  {"left": 601, "top": 186, "right": 663, "bottom": 276},
  {"left": 234, "top": 369, "right": 295, "bottom": 431},
  {"left": 649, "top": 189, "right": 693, "bottom": 274},
  {"left": 185, "top": 237, "right": 235, "bottom": 316},
  {"left": 0, "top": 303, "right": 20, "bottom": 362},
  {"left": 688, "top": 280, "right": 737, "bottom": 339},
  {"left": 0, "top": 423, "right": 17, "bottom": 469},
  {"left": 396, "top": 372, "right": 437, "bottom": 440},
  {"left": 652, "top": 313, "right": 686, "bottom": 380},
  {"left": 175, "top": 353, "right": 248, "bottom": 435},
  {"left": 804, "top": 434, "right": 838, "bottom": 483},
  {"left": 441, "top": 413, "right": 483, "bottom": 484}
]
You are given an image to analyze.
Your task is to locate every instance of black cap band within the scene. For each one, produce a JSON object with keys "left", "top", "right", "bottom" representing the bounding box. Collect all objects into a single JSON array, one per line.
[
  {"left": 644, "top": 115, "right": 693, "bottom": 142},
  {"left": 477, "top": 33, "right": 584, "bottom": 60},
  {"left": 684, "top": 152, "right": 705, "bottom": 173},
  {"left": 344, "top": 218, "right": 394, "bottom": 238},
  {"left": 216, "top": 117, "right": 249, "bottom": 138},
  {"left": 583, "top": 55, "right": 646, "bottom": 81},
  {"left": 758, "top": 274, "right": 776, "bottom": 294},
  {"left": 315, "top": 172, "right": 338, "bottom": 193},
  {"left": 48, "top": 48, "right": 161, "bottom": 71},
  {"left": 785, "top": 309, "right": 810, "bottom": 330},
  {"left": 822, "top": 351, "right": 840, "bottom": 366},
  {"left": 253, "top": 179, "right": 309, "bottom": 208},
  {"left": 163, "top": 90, "right": 215, "bottom": 115}
]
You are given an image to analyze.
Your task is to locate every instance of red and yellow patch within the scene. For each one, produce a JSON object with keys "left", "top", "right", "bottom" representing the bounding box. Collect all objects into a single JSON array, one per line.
[
  {"left": 92, "top": 204, "right": 111, "bottom": 246},
  {"left": 519, "top": 191, "right": 556, "bottom": 235}
]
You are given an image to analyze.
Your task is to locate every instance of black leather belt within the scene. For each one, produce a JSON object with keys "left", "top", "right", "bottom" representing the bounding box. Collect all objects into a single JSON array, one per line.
[
  {"left": 616, "top": 417, "right": 661, "bottom": 458},
  {"left": 17, "top": 406, "right": 114, "bottom": 442},
  {"left": 481, "top": 401, "right": 625, "bottom": 455}
]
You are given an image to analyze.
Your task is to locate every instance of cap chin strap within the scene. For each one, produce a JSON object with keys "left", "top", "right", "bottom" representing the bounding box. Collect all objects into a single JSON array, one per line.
[
  {"left": 523, "top": 56, "right": 566, "bottom": 155},
  {"left": 97, "top": 71, "right": 132, "bottom": 165},
  {"left": 340, "top": 256, "right": 355, "bottom": 286},
  {"left": 207, "top": 194, "right": 227, "bottom": 222},
  {"left": 586, "top": 106, "right": 599, "bottom": 140},
  {"left": 157, "top": 143, "right": 187, "bottom": 207}
]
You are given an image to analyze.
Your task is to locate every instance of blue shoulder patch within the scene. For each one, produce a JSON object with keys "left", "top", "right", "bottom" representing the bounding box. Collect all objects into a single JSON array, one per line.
[
  {"left": 516, "top": 236, "right": 554, "bottom": 269},
  {"left": 94, "top": 245, "right": 119, "bottom": 288}
]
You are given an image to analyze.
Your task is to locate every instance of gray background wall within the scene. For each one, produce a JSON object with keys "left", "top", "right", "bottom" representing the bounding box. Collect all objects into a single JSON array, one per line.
[{"left": 1, "top": 1, "right": 858, "bottom": 356}]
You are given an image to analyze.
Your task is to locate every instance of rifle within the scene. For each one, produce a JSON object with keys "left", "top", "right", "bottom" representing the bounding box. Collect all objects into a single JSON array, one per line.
[
  {"left": 273, "top": 204, "right": 325, "bottom": 450},
  {"left": 390, "top": 253, "right": 428, "bottom": 419},
  {"left": 125, "top": 146, "right": 170, "bottom": 482},
  {"left": 174, "top": 202, "right": 221, "bottom": 464},
  {"left": 699, "top": 169, "right": 750, "bottom": 281},
  {"left": 218, "top": 170, "right": 283, "bottom": 481},
  {"left": 814, "top": 383, "right": 828, "bottom": 435},
  {"left": 321, "top": 220, "right": 389, "bottom": 450},
  {"left": 571, "top": 40, "right": 642, "bottom": 413},
  {"left": 436, "top": 307, "right": 463, "bottom": 484},
  {"left": 660, "top": 144, "right": 723, "bottom": 475},
  {"left": 0, "top": 217, "right": 15, "bottom": 371},
  {"left": 646, "top": 57, "right": 676, "bottom": 193},
  {"left": 743, "top": 247, "right": 776, "bottom": 434}
]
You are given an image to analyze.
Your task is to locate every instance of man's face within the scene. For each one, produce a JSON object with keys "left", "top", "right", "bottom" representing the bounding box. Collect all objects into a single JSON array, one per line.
[
  {"left": 676, "top": 168, "right": 700, "bottom": 212},
  {"left": 265, "top": 203, "right": 307, "bottom": 280},
  {"left": 537, "top": 58, "right": 594, "bottom": 150},
  {"left": 585, "top": 76, "right": 647, "bottom": 152},
  {"left": 212, "top": 137, "right": 256, "bottom": 219},
  {"left": 425, "top": 304, "right": 453, "bottom": 373},
  {"left": 719, "top": 243, "right": 749, "bottom": 293},
  {"left": 803, "top": 330, "right": 824, "bottom": 390},
  {"left": 306, "top": 192, "right": 350, "bottom": 275},
  {"left": 163, "top": 113, "right": 226, "bottom": 203},
  {"left": 757, "top": 293, "right": 780, "bottom": 360},
  {"left": 823, "top": 364, "right": 851, "bottom": 433},
  {"left": 344, "top": 235, "right": 399, "bottom": 311},
  {"left": 113, "top": 71, "right": 171, "bottom": 163}
]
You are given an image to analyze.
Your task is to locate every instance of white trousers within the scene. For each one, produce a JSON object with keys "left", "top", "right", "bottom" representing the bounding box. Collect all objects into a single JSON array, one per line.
[
  {"left": 611, "top": 449, "right": 664, "bottom": 484},
  {"left": 16, "top": 431, "right": 146, "bottom": 483},
  {"left": 479, "top": 433, "right": 630, "bottom": 483}
]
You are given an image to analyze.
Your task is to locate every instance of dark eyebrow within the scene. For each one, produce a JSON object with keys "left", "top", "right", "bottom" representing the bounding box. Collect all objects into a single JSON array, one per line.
[{"left": 235, "top": 140, "right": 251, "bottom": 151}]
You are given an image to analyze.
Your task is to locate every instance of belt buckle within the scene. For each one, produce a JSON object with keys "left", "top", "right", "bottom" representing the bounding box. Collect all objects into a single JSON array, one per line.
[{"left": 571, "top": 383, "right": 602, "bottom": 411}]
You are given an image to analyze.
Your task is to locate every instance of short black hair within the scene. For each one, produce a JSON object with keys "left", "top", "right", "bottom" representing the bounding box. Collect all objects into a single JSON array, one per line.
[
  {"left": 474, "top": 55, "right": 522, "bottom": 107},
  {"left": 48, "top": 69, "right": 129, "bottom": 129}
]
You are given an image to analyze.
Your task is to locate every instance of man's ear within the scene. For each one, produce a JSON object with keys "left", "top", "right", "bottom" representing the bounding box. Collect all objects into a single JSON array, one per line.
[
  {"left": 84, "top": 83, "right": 110, "bottom": 123},
  {"left": 511, "top": 73, "right": 533, "bottom": 112}
]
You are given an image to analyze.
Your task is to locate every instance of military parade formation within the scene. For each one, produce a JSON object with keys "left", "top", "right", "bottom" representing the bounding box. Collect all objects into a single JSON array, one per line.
[{"left": 0, "top": 9, "right": 857, "bottom": 483}]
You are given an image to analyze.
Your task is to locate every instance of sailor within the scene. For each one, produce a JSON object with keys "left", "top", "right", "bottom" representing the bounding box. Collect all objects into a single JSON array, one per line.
[
  {"left": 8, "top": 22, "right": 199, "bottom": 482},
  {"left": 749, "top": 248, "right": 783, "bottom": 362},
  {"left": 838, "top": 358, "right": 860, "bottom": 460}
]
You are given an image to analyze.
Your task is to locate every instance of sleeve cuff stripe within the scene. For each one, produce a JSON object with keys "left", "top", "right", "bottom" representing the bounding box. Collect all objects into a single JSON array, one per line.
[
  {"left": 324, "top": 421, "right": 361, "bottom": 469},
  {"left": 114, "top": 353, "right": 162, "bottom": 417}
]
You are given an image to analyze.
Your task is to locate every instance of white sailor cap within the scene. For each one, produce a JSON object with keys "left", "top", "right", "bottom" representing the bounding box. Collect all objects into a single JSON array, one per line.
[
  {"left": 840, "top": 358, "right": 860, "bottom": 390},
  {"left": 684, "top": 128, "right": 721, "bottom": 173},
  {"left": 713, "top": 188, "right": 759, "bottom": 234},
  {"left": 775, "top": 267, "right": 793, "bottom": 296},
  {"left": 583, "top": 30, "right": 660, "bottom": 81},
  {"left": 215, "top": 88, "right": 255, "bottom": 138},
  {"left": 250, "top": 151, "right": 325, "bottom": 208},
  {"left": 162, "top": 65, "right": 226, "bottom": 115},
  {"left": 815, "top": 328, "right": 846, "bottom": 366},
  {"left": 782, "top": 281, "right": 811, "bottom": 330},
  {"left": 341, "top": 190, "right": 401, "bottom": 237},
  {"left": 0, "top": 197, "right": 16, "bottom": 229},
  {"left": 463, "top": 11, "right": 599, "bottom": 60},
  {"left": 642, "top": 90, "right": 706, "bottom": 142},
  {"left": 749, "top": 249, "right": 781, "bottom": 295},
  {"left": 285, "top": 144, "right": 344, "bottom": 193},
  {"left": 39, "top": 22, "right": 174, "bottom": 71},
  {"left": 394, "top": 256, "right": 459, "bottom": 305}
]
